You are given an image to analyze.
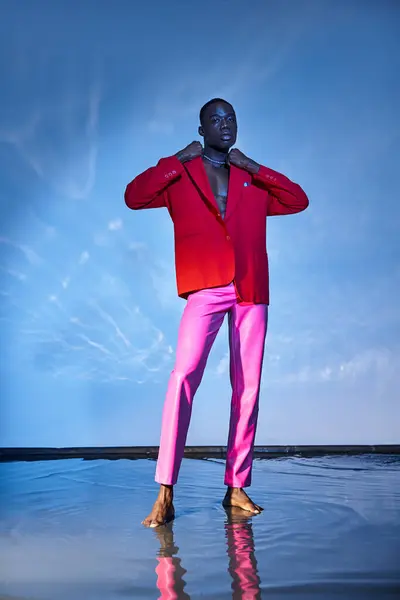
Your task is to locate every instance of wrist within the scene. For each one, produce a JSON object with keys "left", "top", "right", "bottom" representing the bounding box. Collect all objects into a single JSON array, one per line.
[
  {"left": 247, "top": 159, "right": 260, "bottom": 174},
  {"left": 174, "top": 151, "right": 186, "bottom": 163}
]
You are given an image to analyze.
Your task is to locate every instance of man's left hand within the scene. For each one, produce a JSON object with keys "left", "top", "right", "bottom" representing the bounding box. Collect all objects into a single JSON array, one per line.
[{"left": 227, "top": 149, "right": 260, "bottom": 174}]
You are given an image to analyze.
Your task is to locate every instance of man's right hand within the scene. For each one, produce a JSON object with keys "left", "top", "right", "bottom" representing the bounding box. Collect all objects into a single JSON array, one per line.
[{"left": 175, "top": 141, "right": 203, "bottom": 163}]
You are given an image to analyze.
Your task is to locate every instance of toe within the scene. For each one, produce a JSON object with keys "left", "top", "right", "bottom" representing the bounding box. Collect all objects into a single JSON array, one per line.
[
  {"left": 243, "top": 502, "right": 258, "bottom": 513},
  {"left": 142, "top": 514, "right": 157, "bottom": 527},
  {"left": 249, "top": 502, "right": 261, "bottom": 514},
  {"left": 150, "top": 517, "right": 165, "bottom": 528}
]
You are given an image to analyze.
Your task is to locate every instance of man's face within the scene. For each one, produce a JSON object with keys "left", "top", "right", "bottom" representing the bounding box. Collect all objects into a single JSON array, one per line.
[{"left": 199, "top": 101, "right": 237, "bottom": 151}]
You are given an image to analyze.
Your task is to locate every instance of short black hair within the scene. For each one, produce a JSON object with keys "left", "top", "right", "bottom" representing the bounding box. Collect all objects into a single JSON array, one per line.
[{"left": 199, "top": 98, "right": 234, "bottom": 124}]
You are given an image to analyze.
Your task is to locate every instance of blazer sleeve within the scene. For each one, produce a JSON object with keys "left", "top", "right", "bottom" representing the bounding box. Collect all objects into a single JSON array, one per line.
[
  {"left": 124, "top": 155, "right": 185, "bottom": 210},
  {"left": 253, "top": 165, "right": 309, "bottom": 216}
]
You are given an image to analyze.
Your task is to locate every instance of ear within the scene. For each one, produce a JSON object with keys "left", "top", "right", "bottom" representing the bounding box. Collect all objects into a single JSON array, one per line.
[{"left": 198, "top": 125, "right": 204, "bottom": 137}]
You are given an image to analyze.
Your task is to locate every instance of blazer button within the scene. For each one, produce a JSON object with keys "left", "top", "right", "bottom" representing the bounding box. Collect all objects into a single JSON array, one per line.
[{"left": 226, "top": 235, "right": 230, "bottom": 240}]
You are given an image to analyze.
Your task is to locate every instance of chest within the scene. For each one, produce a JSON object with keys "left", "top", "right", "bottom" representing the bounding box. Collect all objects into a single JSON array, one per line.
[
  {"left": 205, "top": 165, "right": 229, "bottom": 195},
  {"left": 167, "top": 163, "right": 268, "bottom": 231},
  {"left": 203, "top": 163, "right": 229, "bottom": 216}
]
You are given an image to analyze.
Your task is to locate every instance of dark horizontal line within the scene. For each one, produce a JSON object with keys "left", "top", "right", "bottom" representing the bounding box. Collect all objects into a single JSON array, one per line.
[{"left": 0, "top": 445, "right": 399, "bottom": 463}]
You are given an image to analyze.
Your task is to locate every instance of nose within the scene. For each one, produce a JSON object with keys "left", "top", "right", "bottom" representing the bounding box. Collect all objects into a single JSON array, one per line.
[{"left": 220, "top": 118, "right": 230, "bottom": 131}]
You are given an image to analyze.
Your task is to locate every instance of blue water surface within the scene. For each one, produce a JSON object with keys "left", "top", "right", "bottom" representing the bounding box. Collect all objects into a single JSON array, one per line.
[{"left": 0, "top": 454, "right": 399, "bottom": 599}]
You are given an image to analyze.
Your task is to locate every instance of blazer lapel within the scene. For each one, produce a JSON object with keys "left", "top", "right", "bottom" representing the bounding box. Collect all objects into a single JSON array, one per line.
[
  {"left": 184, "top": 157, "right": 219, "bottom": 213},
  {"left": 225, "top": 164, "right": 248, "bottom": 221},
  {"left": 185, "top": 158, "right": 248, "bottom": 219}
]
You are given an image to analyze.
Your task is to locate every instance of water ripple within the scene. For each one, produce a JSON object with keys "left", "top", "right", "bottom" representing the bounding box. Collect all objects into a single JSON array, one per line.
[{"left": 0, "top": 455, "right": 399, "bottom": 599}]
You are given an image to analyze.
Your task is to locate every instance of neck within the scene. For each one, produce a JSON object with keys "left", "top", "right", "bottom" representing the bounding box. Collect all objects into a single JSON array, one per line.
[{"left": 203, "top": 144, "right": 229, "bottom": 164}]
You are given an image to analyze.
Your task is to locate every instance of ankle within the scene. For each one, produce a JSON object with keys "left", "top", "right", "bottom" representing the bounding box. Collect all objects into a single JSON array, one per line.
[{"left": 159, "top": 484, "right": 173, "bottom": 499}]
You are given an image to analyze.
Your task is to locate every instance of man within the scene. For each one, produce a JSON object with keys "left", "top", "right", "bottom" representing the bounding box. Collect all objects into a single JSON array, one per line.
[{"left": 124, "top": 98, "right": 309, "bottom": 527}]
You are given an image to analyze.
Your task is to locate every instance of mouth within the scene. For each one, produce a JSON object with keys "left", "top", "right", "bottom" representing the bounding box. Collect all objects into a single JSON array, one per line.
[{"left": 221, "top": 133, "right": 233, "bottom": 141}]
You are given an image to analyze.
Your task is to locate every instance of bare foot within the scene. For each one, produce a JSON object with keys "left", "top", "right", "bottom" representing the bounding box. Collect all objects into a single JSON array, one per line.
[
  {"left": 223, "top": 505, "right": 256, "bottom": 527},
  {"left": 222, "top": 487, "right": 263, "bottom": 515},
  {"left": 142, "top": 485, "right": 175, "bottom": 528}
]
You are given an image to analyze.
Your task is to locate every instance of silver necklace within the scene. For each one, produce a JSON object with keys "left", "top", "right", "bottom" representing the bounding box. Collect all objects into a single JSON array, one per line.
[{"left": 203, "top": 153, "right": 226, "bottom": 166}]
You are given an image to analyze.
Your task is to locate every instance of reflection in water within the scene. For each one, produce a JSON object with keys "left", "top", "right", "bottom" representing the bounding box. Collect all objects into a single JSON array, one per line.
[
  {"left": 154, "top": 508, "right": 261, "bottom": 599},
  {"left": 154, "top": 523, "right": 191, "bottom": 600},
  {"left": 2, "top": 456, "right": 399, "bottom": 598},
  {"left": 224, "top": 507, "right": 262, "bottom": 600}
]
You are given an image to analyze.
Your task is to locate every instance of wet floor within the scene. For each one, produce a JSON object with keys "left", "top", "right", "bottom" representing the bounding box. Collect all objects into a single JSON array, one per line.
[{"left": 0, "top": 454, "right": 399, "bottom": 599}]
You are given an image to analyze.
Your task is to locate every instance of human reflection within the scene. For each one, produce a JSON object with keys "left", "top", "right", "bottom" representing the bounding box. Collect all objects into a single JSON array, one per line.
[
  {"left": 153, "top": 509, "right": 261, "bottom": 599},
  {"left": 224, "top": 506, "right": 262, "bottom": 599},
  {"left": 154, "top": 522, "right": 191, "bottom": 600}
]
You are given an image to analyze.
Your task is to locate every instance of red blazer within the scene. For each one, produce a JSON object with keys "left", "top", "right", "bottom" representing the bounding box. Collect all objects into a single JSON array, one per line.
[{"left": 124, "top": 155, "right": 309, "bottom": 304}]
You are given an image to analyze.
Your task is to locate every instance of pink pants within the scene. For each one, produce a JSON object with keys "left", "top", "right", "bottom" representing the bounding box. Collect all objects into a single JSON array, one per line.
[
  {"left": 155, "top": 283, "right": 268, "bottom": 488},
  {"left": 155, "top": 519, "right": 259, "bottom": 599}
]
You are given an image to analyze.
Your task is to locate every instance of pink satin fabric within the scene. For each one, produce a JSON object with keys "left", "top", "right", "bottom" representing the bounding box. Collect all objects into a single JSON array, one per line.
[
  {"left": 155, "top": 527, "right": 190, "bottom": 600},
  {"left": 155, "top": 557, "right": 189, "bottom": 600},
  {"left": 154, "top": 516, "right": 260, "bottom": 599},
  {"left": 155, "top": 282, "right": 268, "bottom": 488},
  {"left": 226, "top": 518, "right": 261, "bottom": 599}
]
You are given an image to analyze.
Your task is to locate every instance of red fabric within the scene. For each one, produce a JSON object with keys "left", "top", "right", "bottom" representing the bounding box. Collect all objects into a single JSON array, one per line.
[{"left": 124, "top": 155, "right": 309, "bottom": 304}]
